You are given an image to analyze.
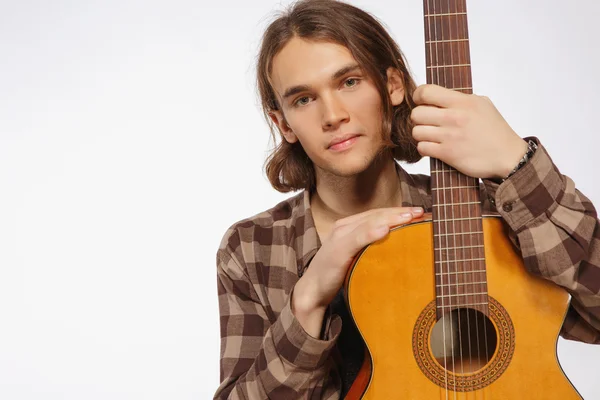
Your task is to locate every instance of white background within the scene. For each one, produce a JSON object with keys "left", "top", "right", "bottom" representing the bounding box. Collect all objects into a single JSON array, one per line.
[{"left": 1, "top": 0, "right": 599, "bottom": 398}]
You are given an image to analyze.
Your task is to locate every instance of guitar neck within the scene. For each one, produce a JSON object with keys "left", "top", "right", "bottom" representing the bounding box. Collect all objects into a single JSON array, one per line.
[{"left": 423, "top": 0, "right": 488, "bottom": 317}]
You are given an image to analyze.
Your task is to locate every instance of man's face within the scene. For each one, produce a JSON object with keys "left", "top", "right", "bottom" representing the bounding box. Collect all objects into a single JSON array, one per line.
[{"left": 269, "top": 37, "right": 404, "bottom": 178}]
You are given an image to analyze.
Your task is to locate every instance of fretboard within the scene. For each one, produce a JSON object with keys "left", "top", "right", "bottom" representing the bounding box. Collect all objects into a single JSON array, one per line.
[{"left": 423, "top": 0, "right": 488, "bottom": 318}]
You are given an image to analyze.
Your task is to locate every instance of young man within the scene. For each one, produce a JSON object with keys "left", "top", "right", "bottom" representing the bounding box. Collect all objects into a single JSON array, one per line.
[{"left": 214, "top": 0, "right": 600, "bottom": 398}]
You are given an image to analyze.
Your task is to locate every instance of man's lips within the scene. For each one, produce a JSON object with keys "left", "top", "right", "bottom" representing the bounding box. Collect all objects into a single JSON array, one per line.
[{"left": 327, "top": 134, "right": 361, "bottom": 150}]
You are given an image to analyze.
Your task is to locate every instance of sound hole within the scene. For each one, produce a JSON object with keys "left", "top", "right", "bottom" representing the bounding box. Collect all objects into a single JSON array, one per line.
[{"left": 429, "top": 308, "right": 497, "bottom": 373}]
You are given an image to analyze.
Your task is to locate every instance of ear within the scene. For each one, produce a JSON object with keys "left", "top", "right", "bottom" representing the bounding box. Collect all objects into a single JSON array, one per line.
[
  {"left": 386, "top": 67, "right": 405, "bottom": 106},
  {"left": 269, "top": 110, "right": 298, "bottom": 144}
]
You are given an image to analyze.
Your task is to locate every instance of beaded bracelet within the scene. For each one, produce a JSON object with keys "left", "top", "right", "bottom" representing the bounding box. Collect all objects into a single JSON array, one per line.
[{"left": 502, "top": 139, "right": 538, "bottom": 182}]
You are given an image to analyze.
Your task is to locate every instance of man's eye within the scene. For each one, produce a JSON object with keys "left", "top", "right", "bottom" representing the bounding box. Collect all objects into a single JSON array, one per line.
[
  {"left": 345, "top": 78, "right": 360, "bottom": 87},
  {"left": 294, "top": 97, "right": 310, "bottom": 107}
]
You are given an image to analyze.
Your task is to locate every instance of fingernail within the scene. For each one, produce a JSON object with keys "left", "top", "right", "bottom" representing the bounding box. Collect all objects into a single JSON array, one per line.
[{"left": 412, "top": 207, "right": 423, "bottom": 213}]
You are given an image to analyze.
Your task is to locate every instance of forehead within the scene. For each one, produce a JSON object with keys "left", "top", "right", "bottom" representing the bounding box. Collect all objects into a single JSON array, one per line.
[{"left": 270, "top": 37, "right": 357, "bottom": 94}]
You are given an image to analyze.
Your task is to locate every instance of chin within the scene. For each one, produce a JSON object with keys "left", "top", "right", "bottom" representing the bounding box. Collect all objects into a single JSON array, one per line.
[
  {"left": 315, "top": 142, "right": 387, "bottom": 178},
  {"left": 324, "top": 154, "right": 375, "bottom": 177}
]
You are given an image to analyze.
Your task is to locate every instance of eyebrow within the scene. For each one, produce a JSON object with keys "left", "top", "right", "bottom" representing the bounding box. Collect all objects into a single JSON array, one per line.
[{"left": 281, "top": 63, "right": 363, "bottom": 103}]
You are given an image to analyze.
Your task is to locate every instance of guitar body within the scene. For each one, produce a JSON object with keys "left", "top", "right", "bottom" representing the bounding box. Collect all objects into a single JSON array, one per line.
[{"left": 344, "top": 215, "right": 581, "bottom": 399}]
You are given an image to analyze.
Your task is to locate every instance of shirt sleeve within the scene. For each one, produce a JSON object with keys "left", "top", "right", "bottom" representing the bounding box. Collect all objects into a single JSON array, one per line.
[
  {"left": 481, "top": 137, "right": 600, "bottom": 344},
  {"left": 213, "top": 245, "right": 342, "bottom": 399}
]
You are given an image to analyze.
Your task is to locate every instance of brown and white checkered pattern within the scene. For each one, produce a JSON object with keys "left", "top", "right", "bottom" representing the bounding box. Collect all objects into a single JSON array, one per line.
[{"left": 213, "top": 137, "right": 600, "bottom": 399}]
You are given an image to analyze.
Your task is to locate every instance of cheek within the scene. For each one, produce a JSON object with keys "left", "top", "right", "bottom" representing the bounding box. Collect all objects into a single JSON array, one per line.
[
  {"left": 353, "top": 86, "right": 383, "bottom": 121},
  {"left": 286, "top": 124, "right": 321, "bottom": 158},
  {"left": 286, "top": 111, "right": 321, "bottom": 147}
]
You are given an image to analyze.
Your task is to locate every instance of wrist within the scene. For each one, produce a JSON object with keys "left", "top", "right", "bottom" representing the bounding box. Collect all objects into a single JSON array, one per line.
[
  {"left": 291, "top": 276, "right": 327, "bottom": 338},
  {"left": 495, "top": 138, "right": 529, "bottom": 180}
]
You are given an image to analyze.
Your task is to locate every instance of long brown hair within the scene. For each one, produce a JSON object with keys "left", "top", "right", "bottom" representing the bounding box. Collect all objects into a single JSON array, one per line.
[{"left": 257, "top": 0, "right": 421, "bottom": 193}]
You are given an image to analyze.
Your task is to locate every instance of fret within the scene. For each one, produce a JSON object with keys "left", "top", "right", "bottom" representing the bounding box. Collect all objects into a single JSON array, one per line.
[
  {"left": 438, "top": 302, "right": 488, "bottom": 308},
  {"left": 435, "top": 217, "right": 481, "bottom": 222},
  {"left": 435, "top": 221, "right": 480, "bottom": 231},
  {"left": 424, "top": 86, "right": 473, "bottom": 92},
  {"left": 432, "top": 201, "right": 480, "bottom": 206},
  {"left": 427, "top": 70, "right": 473, "bottom": 91},
  {"left": 437, "top": 281, "right": 487, "bottom": 287},
  {"left": 437, "top": 245, "right": 484, "bottom": 251},
  {"left": 427, "top": 64, "right": 471, "bottom": 69},
  {"left": 425, "top": 38, "right": 468, "bottom": 43},
  {"left": 431, "top": 186, "right": 479, "bottom": 190},
  {"left": 424, "top": 12, "right": 467, "bottom": 18},
  {"left": 436, "top": 281, "right": 489, "bottom": 297},
  {"left": 425, "top": 41, "right": 471, "bottom": 62},
  {"left": 439, "top": 291, "right": 488, "bottom": 298},
  {"left": 434, "top": 231, "right": 483, "bottom": 237},
  {"left": 423, "top": 0, "right": 467, "bottom": 12},
  {"left": 424, "top": 17, "right": 468, "bottom": 42},
  {"left": 435, "top": 265, "right": 486, "bottom": 270},
  {"left": 432, "top": 169, "right": 465, "bottom": 173},
  {"left": 436, "top": 273, "right": 487, "bottom": 287}
]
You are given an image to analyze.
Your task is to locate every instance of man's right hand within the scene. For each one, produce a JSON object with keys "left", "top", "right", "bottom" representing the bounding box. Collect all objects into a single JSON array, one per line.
[{"left": 291, "top": 206, "right": 424, "bottom": 338}]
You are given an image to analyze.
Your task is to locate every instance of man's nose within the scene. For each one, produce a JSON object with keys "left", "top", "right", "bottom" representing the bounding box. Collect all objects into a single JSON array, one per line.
[{"left": 321, "top": 93, "right": 349, "bottom": 130}]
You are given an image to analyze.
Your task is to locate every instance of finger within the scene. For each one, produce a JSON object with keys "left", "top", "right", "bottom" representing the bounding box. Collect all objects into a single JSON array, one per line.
[
  {"left": 332, "top": 213, "right": 409, "bottom": 241},
  {"left": 349, "top": 214, "right": 413, "bottom": 250},
  {"left": 334, "top": 206, "right": 423, "bottom": 229},
  {"left": 413, "top": 84, "right": 465, "bottom": 108},
  {"left": 416, "top": 141, "right": 443, "bottom": 159},
  {"left": 412, "top": 124, "right": 444, "bottom": 144},
  {"left": 410, "top": 105, "right": 446, "bottom": 126}
]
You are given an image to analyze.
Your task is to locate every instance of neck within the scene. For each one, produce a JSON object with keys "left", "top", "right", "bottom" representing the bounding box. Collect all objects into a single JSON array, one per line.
[{"left": 310, "top": 153, "right": 403, "bottom": 237}]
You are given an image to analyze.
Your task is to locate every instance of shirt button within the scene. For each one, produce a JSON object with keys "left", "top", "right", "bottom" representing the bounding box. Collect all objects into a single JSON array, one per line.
[
  {"left": 502, "top": 202, "right": 513, "bottom": 212},
  {"left": 489, "top": 196, "right": 496, "bottom": 206}
]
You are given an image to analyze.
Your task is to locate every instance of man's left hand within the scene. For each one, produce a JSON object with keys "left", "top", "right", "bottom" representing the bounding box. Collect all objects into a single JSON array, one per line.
[{"left": 410, "top": 84, "right": 528, "bottom": 180}]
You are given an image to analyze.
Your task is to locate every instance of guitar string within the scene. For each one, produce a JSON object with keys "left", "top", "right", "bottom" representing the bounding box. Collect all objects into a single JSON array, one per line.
[
  {"left": 459, "top": 2, "right": 490, "bottom": 397},
  {"left": 456, "top": 1, "right": 477, "bottom": 396},
  {"left": 456, "top": 1, "right": 476, "bottom": 395},
  {"left": 444, "top": 0, "right": 467, "bottom": 386},
  {"left": 457, "top": 1, "right": 478, "bottom": 396},
  {"left": 450, "top": 0, "right": 475, "bottom": 391},
  {"left": 436, "top": 0, "right": 459, "bottom": 395},
  {"left": 425, "top": 1, "right": 449, "bottom": 398},
  {"left": 431, "top": 0, "right": 455, "bottom": 398},
  {"left": 448, "top": 0, "right": 477, "bottom": 399},
  {"left": 460, "top": 0, "right": 491, "bottom": 386}
]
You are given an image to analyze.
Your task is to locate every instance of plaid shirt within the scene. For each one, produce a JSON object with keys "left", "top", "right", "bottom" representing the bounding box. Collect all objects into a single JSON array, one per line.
[{"left": 214, "top": 137, "right": 600, "bottom": 399}]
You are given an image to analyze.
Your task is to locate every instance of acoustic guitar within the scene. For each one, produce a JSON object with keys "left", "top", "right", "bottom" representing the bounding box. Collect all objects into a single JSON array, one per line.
[{"left": 343, "top": 1, "right": 581, "bottom": 398}]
